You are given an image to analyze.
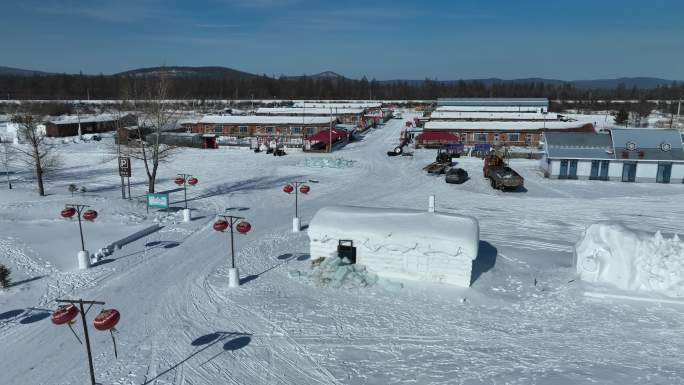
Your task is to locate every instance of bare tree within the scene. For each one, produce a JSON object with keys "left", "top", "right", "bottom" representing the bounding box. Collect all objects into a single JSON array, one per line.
[
  {"left": 14, "top": 114, "right": 60, "bottom": 196},
  {"left": 0, "top": 138, "right": 17, "bottom": 189},
  {"left": 124, "top": 75, "right": 178, "bottom": 193}
]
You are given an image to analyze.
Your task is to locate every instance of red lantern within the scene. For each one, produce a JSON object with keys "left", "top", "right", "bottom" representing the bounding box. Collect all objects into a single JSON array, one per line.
[
  {"left": 236, "top": 221, "right": 251, "bottom": 234},
  {"left": 187, "top": 177, "right": 198, "bottom": 186},
  {"left": 174, "top": 176, "right": 185, "bottom": 185},
  {"left": 299, "top": 185, "right": 310, "bottom": 194},
  {"left": 93, "top": 309, "right": 120, "bottom": 331},
  {"left": 213, "top": 219, "right": 229, "bottom": 232},
  {"left": 51, "top": 304, "right": 79, "bottom": 325},
  {"left": 61, "top": 207, "right": 76, "bottom": 218},
  {"left": 283, "top": 184, "right": 294, "bottom": 194},
  {"left": 82, "top": 210, "right": 98, "bottom": 221}
]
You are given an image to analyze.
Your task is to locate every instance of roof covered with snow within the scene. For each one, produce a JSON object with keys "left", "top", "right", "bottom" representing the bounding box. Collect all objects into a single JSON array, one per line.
[
  {"left": 434, "top": 106, "right": 543, "bottom": 113},
  {"left": 610, "top": 128, "right": 684, "bottom": 161},
  {"left": 198, "top": 115, "right": 335, "bottom": 125},
  {"left": 437, "top": 98, "right": 549, "bottom": 108},
  {"left": 47, "top": 113, "right": 123, "bottom": 125},
  {"left": 308, "top": 206, "right": 479, "bottom": 261},
  {"left": 430, "top": 111, "right": 558, "bottom": 121},
  {"left": 256, "top": 107, "right": 365, "bottom": 115},
  {"left": 423, "top": 121, "right": 586, "bottom": 131},
  {"left": 544, "top": 132, "right": 614, "bottom": 160},
  {"left": 293, "top": 102, "right": 382, "bottom": 109}
]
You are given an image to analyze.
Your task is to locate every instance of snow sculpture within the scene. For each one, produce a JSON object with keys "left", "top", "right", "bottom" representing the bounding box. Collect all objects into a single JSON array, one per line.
[
  {"left": 308, "top": 206, "right": 479, "bottom": 287},
  {"left": 575, "top": 222, "right": 684, "bottom": 297}
]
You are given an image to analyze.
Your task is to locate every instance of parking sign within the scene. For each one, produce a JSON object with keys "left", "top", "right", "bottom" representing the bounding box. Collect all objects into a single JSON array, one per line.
[{"left": 118, "top": 157, "right": 131, "bottom": 177}]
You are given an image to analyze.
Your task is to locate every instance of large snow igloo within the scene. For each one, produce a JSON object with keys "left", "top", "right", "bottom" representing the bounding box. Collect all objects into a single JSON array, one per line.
[{"left": 308, "top": 206, "right": 480, "bottom": 287}]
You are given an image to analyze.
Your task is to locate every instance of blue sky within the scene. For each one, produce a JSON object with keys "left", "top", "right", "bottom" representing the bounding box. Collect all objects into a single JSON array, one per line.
[{"left": 2, "top": 0, "right": 683, "bottom": 80}]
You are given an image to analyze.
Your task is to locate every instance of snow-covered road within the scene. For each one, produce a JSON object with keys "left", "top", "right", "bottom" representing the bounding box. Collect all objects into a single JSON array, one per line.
[{"left": 1, "top": 113, "right": 684, "bottom": 384}]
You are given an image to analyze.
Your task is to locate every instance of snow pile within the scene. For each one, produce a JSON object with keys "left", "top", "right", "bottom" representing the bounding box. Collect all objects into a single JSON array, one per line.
[
  {"left": 301, "top": 157, "right": 356, "bottom": 169},
  {"left": 296, "top": 256, "right": 379, "bottom": 289},
  {"left": 308, "top": 206, "right": 479, "bottom": 287},
  {"left": 575, "top": 222, "right": 684, "bottom": 297}
]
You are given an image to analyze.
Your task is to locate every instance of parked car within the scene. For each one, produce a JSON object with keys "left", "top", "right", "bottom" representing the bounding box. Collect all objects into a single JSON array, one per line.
[{"left": 445, "top": 168, "right": 469, "bottom": 184}]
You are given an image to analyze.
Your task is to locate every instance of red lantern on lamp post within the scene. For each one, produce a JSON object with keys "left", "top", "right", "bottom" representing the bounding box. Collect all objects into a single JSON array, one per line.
[
  {"left": 236, "top": 221, "right": 251, "bottom": 234},
  {"left": 61, "top": 204, "right": 96, "bottom": 252},
  {"left": 53, "top": 298, "right": 117, "bottom": 385},
  {"left": 175, "top": 174, "right": 197, "bottom": 209},
  {"left": 283, "top": 181, "right": 310, "bottom": 219},
  {"left": 213, "top": 215, "right": 251, "bottom": 287}
]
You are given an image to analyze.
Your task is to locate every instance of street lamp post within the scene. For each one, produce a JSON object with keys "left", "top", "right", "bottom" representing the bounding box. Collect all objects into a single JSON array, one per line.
[
  {"left": 61, "top": 204, "right": 98, "bottom": 269},
  {"left": 213, "top": 215, "right": 252, "bottom": 287},
  {"left": 174, "top": 174, "right": 198, "bottom": 222},
  {"left": 283, "top": 181, "right": 310, "bottom": 232}
]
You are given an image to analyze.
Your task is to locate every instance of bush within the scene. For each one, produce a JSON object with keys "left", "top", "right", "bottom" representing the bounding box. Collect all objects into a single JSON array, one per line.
[
  {"left": 68, "top": 184, "right": 77, "bottom": 196},
  {"left": 80, "top": 186, "right": 87, "bottom": 193},
  {"left": 0, "top": 264, "right": 10, "bottom": 288}
]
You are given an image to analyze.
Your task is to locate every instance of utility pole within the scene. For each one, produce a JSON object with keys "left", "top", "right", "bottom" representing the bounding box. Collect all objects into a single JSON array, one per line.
[
  {"left": 329, "top": 107, "right": 333, "bottom": 153},
  {"left": 55, "top": 298, "right": 106, "bottom": 385}
]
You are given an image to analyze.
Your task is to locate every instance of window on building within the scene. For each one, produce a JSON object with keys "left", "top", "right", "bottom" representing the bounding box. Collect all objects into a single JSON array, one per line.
[
  {"left": 476, "top": 133, "right": 487, "bottom": 142},
  {"left": 307, "top": 127, "right": 315, "bottom": 135},
  {"left": 526, "top": 134, "right": 533, "bottom": 144},
  {"left": 239, "top": 126, "right": 248, "bottom": 134},
  {"left": 214, "top": 125, "right": 223, "bottom": 134},
  {"left": 590, "top": 160, "right": 610, "bottom": 181},
  {"left": 559, "top": 159, "right": 578, "bottom": 179},
  {"left": 292, "top": 126, "right": 301, "bottom": 134},
  {"left": 266, "top": 126, "right": 274, "bottom": 134},
  {"left": 493, "top": 133, "right": 500, "bottom": 143},
  {"left": 507, "top": 133, "right": 520, "bottom": 142},
  {"left": 622, "top": 162, "right": 637, "bottom": 182},
  {"left": 657, "top": 163, "right": 672, "bottom": 183}
]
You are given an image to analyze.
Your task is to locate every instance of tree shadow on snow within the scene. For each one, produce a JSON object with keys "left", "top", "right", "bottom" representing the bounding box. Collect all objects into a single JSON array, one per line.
[
  {"left": 471, "top": 241, "right": 498, "bottom": 285},
  {"left": 0, "top": 309, "right": 25, "bottom": 321},
  {"left": 144, "top": 331, "right": 251, "bottom": 384},
  {"left": 19, "top": 312, "right": 51, "bottom": 324},
  {"left": 239, "top": 274, "right": 259, "bottom": 285},
  {"left": 9, "top": 275, "right": 45, "bottom": 287},
  {"left": 179, "top": 175, "right": 304, "bottom": 204}
]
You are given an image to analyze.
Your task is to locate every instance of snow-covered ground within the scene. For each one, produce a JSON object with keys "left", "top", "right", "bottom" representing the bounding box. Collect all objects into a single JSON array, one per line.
[{"left": 1, "top": 112, "right": 684, "bottom": 384}]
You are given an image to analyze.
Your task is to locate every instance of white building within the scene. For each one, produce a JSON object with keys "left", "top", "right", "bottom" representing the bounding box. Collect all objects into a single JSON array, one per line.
[
  {"left": 542, "top": 129, "right": 684, "bottom": 183},
  {"left": 308, "top": 206, "right": 480, "bottom": 288}
]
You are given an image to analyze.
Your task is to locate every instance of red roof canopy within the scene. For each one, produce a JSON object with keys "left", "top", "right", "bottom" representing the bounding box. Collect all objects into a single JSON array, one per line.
[
  {"left": 416, "top": 131, "right": 459, "bottom": 142},
  {"left": 307, "top": 128, "right": 348, "bottom": 143}
]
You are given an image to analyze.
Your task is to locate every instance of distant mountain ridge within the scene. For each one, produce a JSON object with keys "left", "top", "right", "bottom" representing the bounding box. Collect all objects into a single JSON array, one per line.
[
  {"left": 0, "top": 65, "right": 680, "bottom": 89},
  {"left": 378, "top": 77, "right": 679, "bottom": 89},
  {"left": 115, "top": 66, "right": 256, "bottom": 79},
  {"left": 0, "top": 66, "right": 54, "bottom": 76}
]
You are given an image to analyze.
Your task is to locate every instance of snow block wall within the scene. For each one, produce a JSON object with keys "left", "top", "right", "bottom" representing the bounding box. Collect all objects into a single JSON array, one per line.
[
  {"left": 308, "top": 206, "right": 480, "bottom": 287},
  {"left": 575, "top": 222, "right": 684, "bottom": 297}
]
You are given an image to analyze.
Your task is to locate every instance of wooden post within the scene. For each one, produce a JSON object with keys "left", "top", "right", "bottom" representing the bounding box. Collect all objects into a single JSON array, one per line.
[{"left": 56, "top": 298, "right": 105, "bottom": 385}]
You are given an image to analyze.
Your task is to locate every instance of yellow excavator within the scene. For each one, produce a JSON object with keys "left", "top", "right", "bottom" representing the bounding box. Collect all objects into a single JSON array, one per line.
[{"left": 483, "top": 147, "right": 524, "bottom": 191}]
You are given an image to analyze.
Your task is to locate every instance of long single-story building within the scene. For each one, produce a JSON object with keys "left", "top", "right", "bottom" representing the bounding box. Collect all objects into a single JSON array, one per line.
[
  {"left": 541, "top": 129, "right": 684, "bottom": 183},
  {"left": 422, "top": 121, "right": 595, "bottom": 147},
  {"left": 292, "top": 102, "right": 382, "bottom": 110},
  {"left": 191, "top": 115, "right": 337, "bottom": 146},
  {"left": 255, "top": 107, "right": 365, "bottom": 126},
  {"left": 437, "top": 98, "right": 549, "bottom": 112},
  {"left": 434, "top": 106, "right": 544, "bottom": 113},
  {"left": 45, "top": 113, "right": 137, "bottom": 137},
  {"left": 429, "top": 111, "right": 566, "bottom": 121}
]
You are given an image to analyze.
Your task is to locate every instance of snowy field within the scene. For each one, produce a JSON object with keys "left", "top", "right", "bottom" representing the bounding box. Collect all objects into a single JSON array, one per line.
[{"left": 1, "top": 112, "right": 684, "bottom": 384}]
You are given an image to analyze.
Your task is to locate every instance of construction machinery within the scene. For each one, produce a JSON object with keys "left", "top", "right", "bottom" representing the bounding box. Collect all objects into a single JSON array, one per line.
[
  {"left": 483, "top": 148, "right": 524, "bottom": 191},
  {"left": 423, "top": 147, "right": 455, "bottom": 174}
]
